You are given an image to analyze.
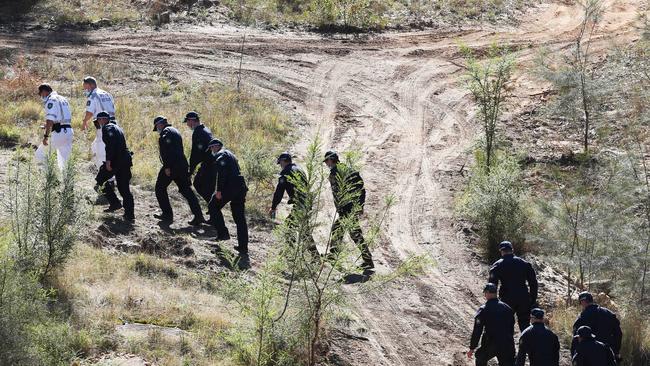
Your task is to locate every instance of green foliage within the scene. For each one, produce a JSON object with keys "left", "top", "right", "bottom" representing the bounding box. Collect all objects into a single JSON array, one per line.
[
  {"left": 0, "top": 154, "right": 88, "bottom": 365},
  {"left": 220, "top": 139, "right": 427, "bottom": 365},
  {"left": 461, "top": 43, "right": 514, "bottom": 172},
  {"left": 6, "top": 151, "right": 86, "bottom": 282},
  {"left": 458, "top": 152, "right": 527, "bottom": 262},
  {"left": 620, "top": 309, "right": 650, "bottom": 365}
]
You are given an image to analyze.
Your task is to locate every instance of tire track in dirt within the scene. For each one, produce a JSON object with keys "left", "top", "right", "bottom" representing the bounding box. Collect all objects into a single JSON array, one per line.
[{"left": 0, "top": 1, "right": 641, "bottom": 363}]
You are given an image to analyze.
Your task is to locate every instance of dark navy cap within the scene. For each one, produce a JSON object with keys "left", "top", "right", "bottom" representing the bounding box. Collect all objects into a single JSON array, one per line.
[
  {"left": 578, "top": 292, "right": 594, "bottom": 303},
  {"left": 277, "top": 152, "right": 292, "bottom": 164},
  {"left": 499, "top": 241, "right": 513, "bottom": 251},
  {"left": 96, "top": 111, "right": 110, "bottom": 120},
  {"left": 531, "top": 308, "right": 545, "bottom": 319},
  {"left": 37, "top": 83, "right": 52, "bottom": 94},
  {"left": 206, "top": 138, "right": 223, "bottom": 151},
  {"left": 83, "top": 76, "right": 97, "bottom": 85},
  {"left": 577, "top": 326, "right": 595, "bottom": 339},
  {"left": 483, "top": 283, "right": 497, "bottom": 294},
  {"left": 323, "top": 150, "right": 339, "bottom": 162},
  {"left": 153, "top": 116, "right": 168, "bottom": 131},
  {"left": 184, "top": 111, "right": 200, "bottom": 122}
]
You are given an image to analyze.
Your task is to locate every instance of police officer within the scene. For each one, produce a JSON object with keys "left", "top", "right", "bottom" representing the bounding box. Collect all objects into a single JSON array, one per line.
[
  {"left": 94, "top": 112, "right": 135, "bottom": 222},
  {"left": 572, "top": 326, "right": 617, "bottom": 366},
  {"left": 185, "top": 111, "right": 216, "bottom": 222},
  {"left": 207, "top": 139, "right": 249, "bottom": 255},
  {"left": 468, "top": 283, "right": 515, "bottom": 366},
  {"left": 515, "top": 308, "right": 560, "bottom": 366},
  {"left": 81, "top": 76, "right": 118, "bottom": 204},
  {"left": 489, "top": 241, "right": 538, "bottom": 332},
  {"left": 323, "top": 150, "right": 373, "bottom": 270},
  {"left": 153, "top": 116, "right": 205, "bottom": 225},
  {"left": 35, "top": 83, "right": 73, "bottom": 171},
  {"left": 571, "top": 292, "right": 622, "bottom": 360},
  {"left": 269, "top": 152, "right": 318, "bottom": 255}
]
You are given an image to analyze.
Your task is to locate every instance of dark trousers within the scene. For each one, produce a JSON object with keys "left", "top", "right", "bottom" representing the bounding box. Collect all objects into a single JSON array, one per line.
[
  {"left": 96, "top": 163, "right": 134, "bottom": 218},
  {"left": 193, "top": 165, "right": 216, "bottom": 203},
  {"left": 209, "top": 190, "right": 249, "bottom": 253},
  {"left": 330, "top": 210, "right": 372, "bottom": 263},
  {"left": 287, "top": 208, "right": 318, "bottom": 255},
  {"left": 476, "top": 342, "right": 515, "bottom": 366},
  {"left": 155, "top": 167, "right": 203, "bottom": 219},
  {"left": 503, "top": 299, "right": 531, "bottom": 332}
]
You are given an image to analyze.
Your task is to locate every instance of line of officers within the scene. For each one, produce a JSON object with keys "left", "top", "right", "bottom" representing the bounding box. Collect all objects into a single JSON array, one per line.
[
  {"left": 35, "top": 79, "right": 374, "bottom": 267},
  {"left": 469, "top": 241, "right": 623, "bottom": 366}
]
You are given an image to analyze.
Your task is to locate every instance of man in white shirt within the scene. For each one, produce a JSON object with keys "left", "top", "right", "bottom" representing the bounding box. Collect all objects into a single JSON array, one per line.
[
  {"left": 35, "top": 83, "right": 74, "bottom": 171},
  {"left": 81, "top": 76, "right": 116, "bottom": 168},
  {"left": 81, "top": 76, "right": 118, "bottom": 205}
]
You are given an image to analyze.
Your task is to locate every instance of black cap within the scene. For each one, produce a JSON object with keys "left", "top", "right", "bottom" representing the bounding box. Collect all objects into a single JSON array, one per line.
[
  {"left": 499, "top": 241, "right": 513, "bottom": 251},
  {"left": 576, "top": 326, "right": 596, "bottom": 339},
  {"left": 153, "top": 116, "right": 168, "bottom": 131},
  {"left": 578, "top": 292, "right": 594, "bottom": 303},
  {"left": 184, "top": 111, "right": 200, "bottom": 122},
  {"left": 206, "top": 138, "right": 223, "bottom": 151},
  {"left": 531, "top": 308, "right": 545, "bottom": 319},
  {"left": 323, "top": 150, "right": 339, "bottom": 162},
  {"left": 483, "top": 283, "right": 497, "bottom": 294},
  {"left": 83, "top": 76, "right": 97, "bottom": 85},
  {"left": 38, "top": 83, "right": 53, "bottom": 94},
  {"left": 96, "top": 111, "right": 110, "bottom": 120},
  {"left": 277, "top": 152, "right": 292, "bottom": 164}
]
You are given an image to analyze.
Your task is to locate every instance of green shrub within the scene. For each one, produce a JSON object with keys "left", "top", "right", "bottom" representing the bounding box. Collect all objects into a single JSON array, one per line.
[
  {"left": 6, "top": 151, "right": 86, "bottom": 282},
  {"left": 458, "top": 152, "right": 527, "bottom": 262}
]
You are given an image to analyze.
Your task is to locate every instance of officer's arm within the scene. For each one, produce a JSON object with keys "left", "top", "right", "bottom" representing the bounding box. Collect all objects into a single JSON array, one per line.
[
  {"left": 469, "top": 309, "right": 483, "bottom": 350},
  {"left": 83, "top": 98, "right": 94, "bottom": 127},
  {"left": 553, "top": 335, "right": 560, "bottom": 365},
  {"left": 606, "top": 346, "right": 617, "bottom": 366},
  {"left": 572, "top": 352, "right": 583, "bottom": 366},
  {"left": 514, "top": 335, "right": 528, "bottom": 366},
  {"left": 570, "top": 336, "right": 579, "bottom": 356},
  {"left": 159, "top": 130, "right": 171, "bottom": 169},
  {"left": 271, "top": 176, "right": 287, "bottom": 210},
  {"left": 102, "top": 127, "right": 115, "bottom": 163},
  {"left": 611, "top": 312, "right": 622, "bottom": 355},
  {"left": 216, "top": 157, "right": 226, "bottom": 192},
  {"left": 189, "top": 132, "right": 202, "bottom": 174},
  {"left": 488, "top": 264, "right": 499, "bottom": 287},
  {"left": 527, "top": 263, "right": 539, "bottom": 304}
]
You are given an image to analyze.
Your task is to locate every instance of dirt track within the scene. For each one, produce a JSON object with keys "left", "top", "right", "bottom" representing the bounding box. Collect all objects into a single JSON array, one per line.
[{"left": 0, "top": 1, "right": 643, "bottom": 363}]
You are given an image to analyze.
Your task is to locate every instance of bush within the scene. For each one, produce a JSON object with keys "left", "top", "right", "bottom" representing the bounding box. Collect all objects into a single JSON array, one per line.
[
  {"left": 5, "top": 151, "right": 86, "bottom": 282},
  {"left": 620, "top": 310, "right": 650, "bottom": 365},
  {"left": 458, "top": 152, "right": 527, "bottom": 262}
]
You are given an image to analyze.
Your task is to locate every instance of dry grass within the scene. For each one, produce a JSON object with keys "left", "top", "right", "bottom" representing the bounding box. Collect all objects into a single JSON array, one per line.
[
  {"left": 56, "top": 244, "right": 233, "bottom": 365},
  {"left": 0, "top": 55, "right": 289, "bottom": 215}
]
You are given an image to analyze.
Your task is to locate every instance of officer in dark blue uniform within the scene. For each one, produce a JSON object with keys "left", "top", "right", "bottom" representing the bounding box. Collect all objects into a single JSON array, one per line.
[
  {"left": 207, "top": 139, "right": 249, "bottom": 255},
  {"left": 269, "top": 152, "right": 318, "bottom": 255},
  {"left": 94, "top": 111, "right": 135, "bottom": 222},
  {"left": 152, "top": 116, "right": 205, "bottom": 225},
  {"left": 571, "top": 292, "right": 622, "bottom": 361},
  {"left": 323, "top": 150, "right": 373, "bottom": 270},
  {"left": 572, "top": 326, "right": 617, "bottom": 366},
  {"left": 489, "top": 241, "right": 538, "bottom": 332},
  {"left": 515, "top": 308, "right": 560, "bottom": 366},
  {"left": 468, "top": 283, "right": 515, "bottom": 366},
  {"left": 184, "top": 111, "right": 216, "bottom": 222}
]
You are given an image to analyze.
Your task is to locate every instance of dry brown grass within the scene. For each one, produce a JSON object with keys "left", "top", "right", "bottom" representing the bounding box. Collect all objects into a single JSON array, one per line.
[{"left": 56, "top": 244, "right": 233, "bottom": 365}]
